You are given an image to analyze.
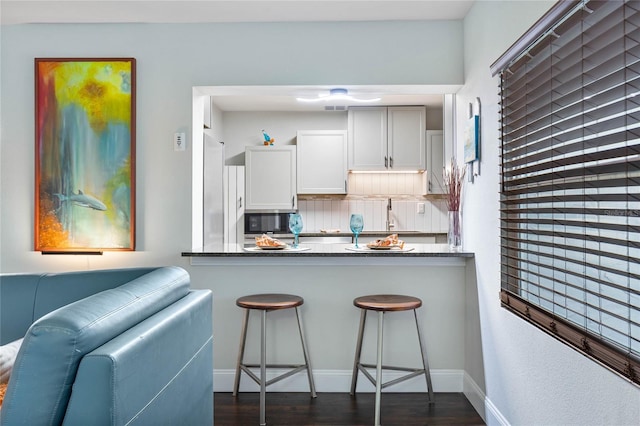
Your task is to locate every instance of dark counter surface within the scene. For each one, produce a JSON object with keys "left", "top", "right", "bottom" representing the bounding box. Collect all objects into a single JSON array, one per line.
[
  {"left": 182, "top": 242, "right": 472, "bottom": 258},
  {"left": 245, "top": 231, "right": 445, "bottom": 238}
]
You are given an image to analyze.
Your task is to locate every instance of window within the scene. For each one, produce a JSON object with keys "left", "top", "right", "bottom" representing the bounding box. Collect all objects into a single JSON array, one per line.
[{"left": 491, "top": 0, "right": 639, "bottom": 385}]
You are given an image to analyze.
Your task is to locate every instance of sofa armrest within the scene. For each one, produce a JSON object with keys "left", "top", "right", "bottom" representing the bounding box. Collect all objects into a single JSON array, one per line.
[{"left": 63, "top": 290, "right": 213, "bottom": 426}]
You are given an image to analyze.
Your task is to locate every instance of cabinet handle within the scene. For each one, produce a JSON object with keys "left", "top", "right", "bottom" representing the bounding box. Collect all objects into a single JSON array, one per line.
[
  {"left": 385, "top": 156, "right": 388, "bottom": 168},
  {"left": 390, "top": 157, "right": 393, "bottom": 168},
  {"left": 345, "top": 180, "right": 347, "bottom": 192},
  {"left": 239, "top": 196, "right": 242, "bottom": 208},
  {"left": 428, "top": 181, "right": 432, "bottom": 192},
  {"left": 292, "top": 196, "right": 295, "bottom": 208}
]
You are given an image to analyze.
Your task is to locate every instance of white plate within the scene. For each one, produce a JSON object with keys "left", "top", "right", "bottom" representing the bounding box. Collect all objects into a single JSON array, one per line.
[
  {"left": 254, "top": 245, "right": 287, "bottom": 250},
  {"left": 366, "top": 245, "right": 395, "bottom": 250},
  {"left": 243, "top": 246, "right": 310, "bottom": 252},
  {"left": 345, "top": 246, "right": 414, "bottom": 253}
]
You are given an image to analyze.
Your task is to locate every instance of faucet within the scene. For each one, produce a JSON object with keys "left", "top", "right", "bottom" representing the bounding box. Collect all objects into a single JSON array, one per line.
[{"left": 386, "top": 198, "right": 395, "bottom": 232}]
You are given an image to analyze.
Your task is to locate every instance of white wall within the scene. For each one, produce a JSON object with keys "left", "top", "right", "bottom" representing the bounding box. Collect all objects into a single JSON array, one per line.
[
  {"left": 459, "top": 2, "right": 640, "bottom": 425},
  {"left": 0, "top": 20, "right": 463, "bottom": 272}
]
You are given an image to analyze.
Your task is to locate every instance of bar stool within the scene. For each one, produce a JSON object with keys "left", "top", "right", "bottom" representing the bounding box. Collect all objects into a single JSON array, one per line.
[
  {"left": 233, "top": 293, "right": 317, "bottom": 426},
  {"left": 350, "top": 294, "right": 434, "bottom": 426}
]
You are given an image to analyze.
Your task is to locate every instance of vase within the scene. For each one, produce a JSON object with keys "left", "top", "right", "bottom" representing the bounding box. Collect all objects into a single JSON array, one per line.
[{"left": 448, "top": 210, "right": 462, "bottom": 252}]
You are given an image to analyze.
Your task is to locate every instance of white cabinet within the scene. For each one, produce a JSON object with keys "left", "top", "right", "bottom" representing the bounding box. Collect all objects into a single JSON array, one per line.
[
  {"left": 245, "top": 146, "right": 297, "bottom": 211},
  {"left": 348, "top": 107, "right": 388, "bottom": 170},
  {"left": 224, "top": 165, "right": 244, "bottom": 244},
  {"left": 388, "top": 107, "right": 426, "bottom": 170},
  {"left": 296, "top": 130, "right": 348, "bottom": 194},
  {"left": 348, "top": 106, "right": 426, "bottom": 171},
  {"left": 425, "top": 130, "right": 445, "bottom": 194}
]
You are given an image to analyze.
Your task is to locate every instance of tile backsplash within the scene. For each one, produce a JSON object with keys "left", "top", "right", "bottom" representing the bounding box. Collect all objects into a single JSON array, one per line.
[
  {"left": 297, "top": 172, "right": 447, "bottom": 233},
  {"left": 298, "top": 198, "right": 447, "bottom": 233}
]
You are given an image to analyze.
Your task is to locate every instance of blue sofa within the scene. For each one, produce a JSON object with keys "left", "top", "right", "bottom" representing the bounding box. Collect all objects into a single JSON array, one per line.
[{"left": 0, "top": 266, "right": 213, "bottom": 425}]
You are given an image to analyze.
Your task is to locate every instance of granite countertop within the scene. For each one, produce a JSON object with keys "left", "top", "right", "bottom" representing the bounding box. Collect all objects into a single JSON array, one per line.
[
  {"left": 182, "top": 242, "right": 472, "bottom": 258},
  {"left": 244, "top": 231, "right": 446, "bottom": 239}
]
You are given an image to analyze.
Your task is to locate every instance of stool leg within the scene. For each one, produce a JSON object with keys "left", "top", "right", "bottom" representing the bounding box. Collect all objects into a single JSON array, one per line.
[
  {"left": 295, "top": 307, "right": 317, "bottom": 398},
  {"left": 414, "top": 309, "right": 434, "bottom": 403},
  {"left": 260, "top": 309, "right": 267, "bottom": 426},
  {"left": 233, "top": 308, "right": 250, "bottom": 396},
  {"left": 374, "top": 311, "right": 384, "bottom": 426},
  {"left": 350, "top": 309, "right": 367, "bottom": 395}
]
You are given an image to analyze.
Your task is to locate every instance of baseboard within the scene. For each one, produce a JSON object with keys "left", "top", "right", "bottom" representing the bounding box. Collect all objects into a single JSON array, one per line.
[
  {"left": 484, "top": 395, "right": 510, "bottom": 426},
  {"left": 214, "top": 368, "right": 464, "bottom": 393},
  {"left": 463, "top": 372, "right": 486, "bottom": 422}
]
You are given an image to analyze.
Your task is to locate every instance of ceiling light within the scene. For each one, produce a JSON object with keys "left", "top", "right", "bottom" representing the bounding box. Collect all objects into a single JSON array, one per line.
[{"left": 296, "top": 88, "right": 381, "bottom": 103}]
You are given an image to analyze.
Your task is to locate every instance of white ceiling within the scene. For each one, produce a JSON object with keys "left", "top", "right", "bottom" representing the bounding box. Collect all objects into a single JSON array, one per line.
[
  {"left": 3, "top": 0, "right": 473, "bottom": 111},
  {"left": 200, "top": 85, "right": 459, "bottom": 111},
  {"left": 1, "top": 1, "right": 475, "bottom": 25}
]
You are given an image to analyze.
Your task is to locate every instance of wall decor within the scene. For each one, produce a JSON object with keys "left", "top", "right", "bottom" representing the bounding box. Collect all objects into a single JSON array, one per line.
[
  {"left": 463, "top": 97, "right": 481, "bottom": 182},
  {"left": 35, "top": 58, "right": 136, "bottom": 252}
]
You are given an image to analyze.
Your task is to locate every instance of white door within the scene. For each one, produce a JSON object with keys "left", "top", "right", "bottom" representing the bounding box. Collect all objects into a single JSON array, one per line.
[
  {"left": 297, "top": 130, "right": 348, "bottom": 194},
  {"left": 224, "top": 165, "right": 244, "bottom": 244},
  {"left": 245, "top": 146, "right": 297, "bottom": 211},
  {"left": 426, "top": 130, "right": 445, "bottom": 194},
  {"left": 388, "top": 107, "right": 426, "bottom": 170},
  {"left": 348, "top": 107, "right": 387, "bottom": 170}
]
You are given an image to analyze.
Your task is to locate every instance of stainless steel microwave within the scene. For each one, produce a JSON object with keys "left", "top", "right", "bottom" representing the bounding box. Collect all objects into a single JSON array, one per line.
[{"left": 244, "top": 213, "right": 292, "bottom": 235}]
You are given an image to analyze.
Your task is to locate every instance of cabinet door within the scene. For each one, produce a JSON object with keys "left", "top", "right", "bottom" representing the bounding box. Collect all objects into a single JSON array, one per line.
[
  {"left": 348, "top": 107, "right": 387, "bottom": 170},
  {"left": 245, "top": 146, "right": 297, "bottom": 211},
  {"left": 297, "top": 130, "right": 348, "bottom": 194},
  {"left": 388, "top": 107, "right": 426, "bottom": 170},
  {"left": 426, "top": 130, "right": 445, "bottom": 194},
  {"left": 224, "top": 165, "right": 245, "bottom": 244}
]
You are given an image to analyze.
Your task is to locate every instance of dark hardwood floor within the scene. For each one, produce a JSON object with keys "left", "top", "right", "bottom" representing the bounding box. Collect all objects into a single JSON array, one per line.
[{"left": 214, "top": 392, "right": 485, "bottom": 425}]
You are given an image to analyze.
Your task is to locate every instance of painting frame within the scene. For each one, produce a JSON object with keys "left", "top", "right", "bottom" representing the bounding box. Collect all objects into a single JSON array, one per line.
[{"left": 35, "top": 58, "right": 136, "bottom": 252}]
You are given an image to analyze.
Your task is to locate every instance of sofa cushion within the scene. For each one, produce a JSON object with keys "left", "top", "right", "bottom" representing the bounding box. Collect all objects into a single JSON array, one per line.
[
  {"left": 0, "top": 338, "right": 23, "bottom": 383},
  {"left": 0, "top": 266, "right": 190, "bottom": 426},
  {"left": 0, "top": 274, "right": 39, "bottom": 345}
]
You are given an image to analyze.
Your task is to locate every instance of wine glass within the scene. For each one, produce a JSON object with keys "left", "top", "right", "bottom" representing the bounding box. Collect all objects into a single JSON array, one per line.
[
  {"left": 350, "top": 214, "right": 364, "bottom": 248},
  {"left": 288, "top": 213, "right": 303, "bottom": 248}
]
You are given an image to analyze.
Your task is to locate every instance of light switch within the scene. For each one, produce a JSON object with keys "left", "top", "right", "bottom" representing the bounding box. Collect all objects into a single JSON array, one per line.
[
  {"left": 174, "top": 133, "right": 186, "bottom": 151},
  {"left": 417, "top": 203, "right": 425, "bottom": 214}
]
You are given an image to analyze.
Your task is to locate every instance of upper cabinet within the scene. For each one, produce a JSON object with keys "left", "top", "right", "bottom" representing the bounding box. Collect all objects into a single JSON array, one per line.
[
  {"left": 348, "top": 106, "right": 426, "bottom": 171},
  {"left": 296, "top": 130, "right": 348, "bottom": 194},
  {"left": 245, "top": 146, "right": 297, "bottom": 212},
  {"left": 425, "top": 130, "right": 445, "bottom": 194},
  {"left": 387, "top": 107, "right": 426, "bottom": 170},
  {"left": 348, "top": 107, "right": 388, "bottom": 170}
]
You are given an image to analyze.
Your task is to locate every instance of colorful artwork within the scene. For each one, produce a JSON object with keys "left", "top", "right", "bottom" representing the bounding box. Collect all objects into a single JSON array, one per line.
[
  {"left": 464, "top": 114, "right": 480, "bottom": 163},
  {"left": 35, "top": 58, "right": 136, "bottom": 251}
]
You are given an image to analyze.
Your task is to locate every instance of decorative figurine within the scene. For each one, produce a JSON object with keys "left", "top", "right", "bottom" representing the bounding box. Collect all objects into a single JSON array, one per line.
[{"left": 262, "top": 129, "right": 275, "bottom": 146}]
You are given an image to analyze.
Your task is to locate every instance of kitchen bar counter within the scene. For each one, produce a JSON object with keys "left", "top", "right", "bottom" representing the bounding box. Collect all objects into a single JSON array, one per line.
[
  {"left": 245, "top": 231, "right": 446, "bottom": 239},
  {"left": 183, "top": 243, "right": 471, "bottom": 258},
  {"left": 183, "top": 243, "right": 472, "bottom": 266}
]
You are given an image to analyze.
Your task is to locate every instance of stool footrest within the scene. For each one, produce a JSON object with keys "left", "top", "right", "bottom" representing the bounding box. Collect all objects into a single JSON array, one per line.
[
  {"left": 240, "top": 364, "right": 310, "bottom": 387},
  {"left": 357, "top": 363, "right": 428, "bottom": 390}
]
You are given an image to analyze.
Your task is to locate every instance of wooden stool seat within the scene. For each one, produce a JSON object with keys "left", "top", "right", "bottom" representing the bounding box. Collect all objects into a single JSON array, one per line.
[
  {"left": 354, "top": 294, "right": 422, "bottom": 311},
  {"left": 236, "top": 293, "right": 304, "bottom": 310}
]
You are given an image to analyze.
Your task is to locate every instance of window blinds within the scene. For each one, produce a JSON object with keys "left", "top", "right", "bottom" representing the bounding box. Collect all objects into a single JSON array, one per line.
[{"left": 496, "top": 0, "right": 640, "bottom": 385}]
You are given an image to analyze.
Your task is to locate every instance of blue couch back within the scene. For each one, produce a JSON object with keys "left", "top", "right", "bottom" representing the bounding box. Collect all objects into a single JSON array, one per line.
[{"left": 0, "top": 268, "right": 156, "bottom": 344}]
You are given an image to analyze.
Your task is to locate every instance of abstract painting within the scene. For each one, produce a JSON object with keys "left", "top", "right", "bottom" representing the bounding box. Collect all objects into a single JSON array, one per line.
[
  {"left": 35, "top": 58, "right": 136, "bottom": 251},
  {"left": 463, "top": 114, "right": 479, "bottom": 164}
]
